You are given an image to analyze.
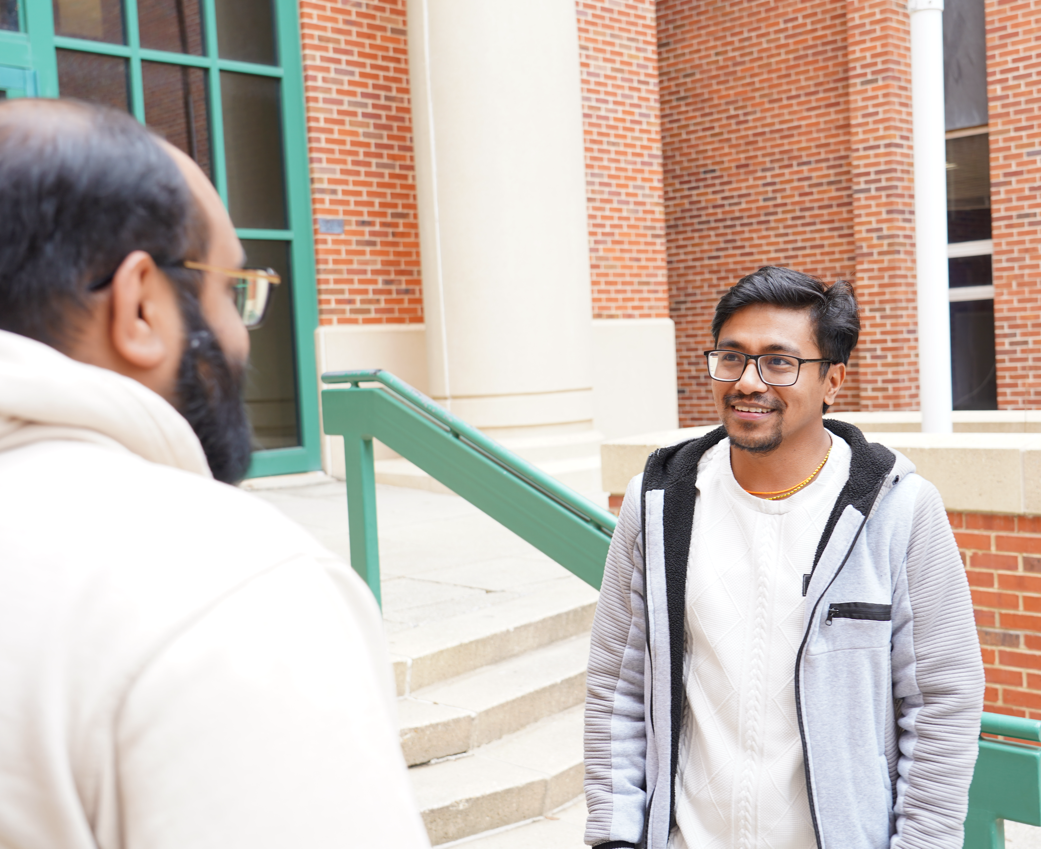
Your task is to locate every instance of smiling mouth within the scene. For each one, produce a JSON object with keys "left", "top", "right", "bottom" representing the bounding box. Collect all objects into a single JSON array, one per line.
[{"left": 732, "top": 404, "right": 772, "bottom": 414}]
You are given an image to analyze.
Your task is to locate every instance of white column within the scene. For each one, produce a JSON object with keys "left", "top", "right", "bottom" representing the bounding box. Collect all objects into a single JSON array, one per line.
[
  {"left": 909, "top": 0, "right": 953, "bottom": 433},
  {"left": 407, "top": 0, "right": 595, "bottom": 442}
]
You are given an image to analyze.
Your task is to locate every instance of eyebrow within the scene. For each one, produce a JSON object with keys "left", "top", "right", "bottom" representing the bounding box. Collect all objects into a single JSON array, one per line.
[{"left": 717, "top": 339, "right": 803, "bottom": 356}]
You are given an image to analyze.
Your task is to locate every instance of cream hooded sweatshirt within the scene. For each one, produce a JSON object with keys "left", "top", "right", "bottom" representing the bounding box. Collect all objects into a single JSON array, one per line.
[{"left": 0, "top": 330, "right": 430, "bottom": 849}]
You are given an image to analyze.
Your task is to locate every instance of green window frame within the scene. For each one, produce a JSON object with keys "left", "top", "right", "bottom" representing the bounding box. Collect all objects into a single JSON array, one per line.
[{"left": 0, "top": 0, "right": 321, "bottom": 478}]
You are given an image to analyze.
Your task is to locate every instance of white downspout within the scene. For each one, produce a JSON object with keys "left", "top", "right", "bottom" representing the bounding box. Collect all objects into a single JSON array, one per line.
[{"left": 909, "top": 0, "right": 953, "bottom": 433}]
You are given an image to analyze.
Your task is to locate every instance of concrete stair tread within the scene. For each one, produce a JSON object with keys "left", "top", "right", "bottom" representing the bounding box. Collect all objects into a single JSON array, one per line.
[
  {"left": 410, "top": 705, "right": 584, "bottom": 845},
  {"left": 388, "top": 579, "right": 598, "bottom": 695},
  {"left": 447, "top": 796, "right": 587, "bottom": 848},
  {"left": 400, "top": 634, "right": 590, "bottom": 765}
]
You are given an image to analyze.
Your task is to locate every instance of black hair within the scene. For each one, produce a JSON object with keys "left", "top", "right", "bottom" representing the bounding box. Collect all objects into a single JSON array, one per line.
[
  {"left": 0, "top": 98, "right": 208, "bottom": 348},
  {"left": 712, "top": 266, "right": 859, "bottom": 413}
]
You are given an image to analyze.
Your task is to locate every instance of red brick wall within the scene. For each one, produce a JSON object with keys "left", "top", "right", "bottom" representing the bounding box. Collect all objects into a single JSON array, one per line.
[
  {"left": 986, "top": 0, "right": 1041, "bottom": 409},
  {"left": 577, "top": 0, "right": 669, "bottom": 320},
  {"left": 846, "top": 0, "right": 917, "bottom": 413},
  {"left": 657, "top": 0, "right": 856, "bottom": 426},
  {"left": 300, "top": 0, "right": 422, "bottom": 325},
  {"left": 953, "top": 511, "right": 1041, "bottom": 720}
]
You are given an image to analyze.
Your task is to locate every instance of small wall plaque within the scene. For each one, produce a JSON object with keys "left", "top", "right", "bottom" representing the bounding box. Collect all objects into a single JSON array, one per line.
[{"left": 317, "top": 218, "right": 345, "bottom": 235}]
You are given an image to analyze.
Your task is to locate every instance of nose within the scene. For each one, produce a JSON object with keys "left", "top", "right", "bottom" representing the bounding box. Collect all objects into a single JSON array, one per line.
[{"left": 734, "top": 357, "right": 768, "bottom": 394}]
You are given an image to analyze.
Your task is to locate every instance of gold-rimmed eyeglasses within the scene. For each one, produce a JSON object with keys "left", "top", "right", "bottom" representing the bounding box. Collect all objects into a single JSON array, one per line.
[
  {"left": 181, "top": 261, "right": 281, "bottom": 329},
  {"left": 87, "top": 259, "right": 281, "bottom": 329}
]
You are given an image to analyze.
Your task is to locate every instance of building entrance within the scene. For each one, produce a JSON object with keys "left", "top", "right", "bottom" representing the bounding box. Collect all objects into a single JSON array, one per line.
[{"left": 0, "top": 0, "right": 320, "bottom": 477}]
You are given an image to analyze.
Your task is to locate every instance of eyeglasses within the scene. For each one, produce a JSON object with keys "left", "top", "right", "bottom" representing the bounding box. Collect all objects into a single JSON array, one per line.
[
  {"left": 704, "top": 349, "right": 835, "bottom": 387},
  {"left": 87, "top": 260, "right": 281, "bottom": 329}
]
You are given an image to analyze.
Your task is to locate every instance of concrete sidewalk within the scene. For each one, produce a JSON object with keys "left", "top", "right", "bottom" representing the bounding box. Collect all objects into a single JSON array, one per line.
[{"left": 248, "top": 473, "right": 1041, "bottom": 849}]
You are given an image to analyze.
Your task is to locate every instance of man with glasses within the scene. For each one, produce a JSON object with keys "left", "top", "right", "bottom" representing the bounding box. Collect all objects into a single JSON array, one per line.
[
  {"left": 584, "top": 266, "right": 983, "bottom": 849},
  {"left": 0, "top": 99, "right": 429, "bottom": 847}
]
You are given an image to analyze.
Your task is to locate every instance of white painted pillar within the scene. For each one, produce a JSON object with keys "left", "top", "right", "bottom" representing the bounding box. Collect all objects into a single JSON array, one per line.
[
  {"left": 407, "top": 0, "right": 595, "bottom": 442},
  {"left": 909, "top": 0, "right": 953, "bottom": 432}
]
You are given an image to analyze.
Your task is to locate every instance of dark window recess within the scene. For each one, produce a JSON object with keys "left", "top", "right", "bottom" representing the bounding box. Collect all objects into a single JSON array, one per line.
[
  {"left": 53, "top": 0, "right": 125, "bottom": 44},
  {"left": 214, "top": 0, "right": 277, "bottom": 65},
  {"left": 947, "top": 133, "right": 991, "bottom": 242},
  {"left": 951, "top": 299, "right": 998, "bottom": 411},
  {"left": 0, "top": 91, "right": 6, "bottom": 100},
  {"left": 137, "top": 0, "right": 204, "bottom": 55},
  {"left": 56, "top": 49, "right": 129, "bottom": 112},
  {"left": 143, "top": 62, "right": 211, "bottom": 178},
  {"left": 240, "top": 239, "right": 300, "bottom": 450},
  {"left": 944, "top": 0, "right": 988, "bottom": 131},
  {"left": 0, "top": 0, "right": 18, "bottom": 32},
  {"left": 949, "top": 255, "right": 992, "bottom": 288},
  {"left": 220, "top": 71, "right": 287, "bottom": 229}
]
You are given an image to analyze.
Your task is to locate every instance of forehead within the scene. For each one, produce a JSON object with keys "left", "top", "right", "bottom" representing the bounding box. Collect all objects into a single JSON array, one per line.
[{"left": 715, "top": 303, "right": 819, "bottom": 356}]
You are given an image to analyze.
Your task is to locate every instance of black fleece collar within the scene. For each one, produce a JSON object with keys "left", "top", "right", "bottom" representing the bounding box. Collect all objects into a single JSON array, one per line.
[{"left": 639, "top": 418, "right": 896, "bottom": 830}]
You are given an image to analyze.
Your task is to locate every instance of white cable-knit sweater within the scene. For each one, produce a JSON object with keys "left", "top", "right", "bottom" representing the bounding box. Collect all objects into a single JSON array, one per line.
[{"left": 672, "top": 435, "right": 851, "bottom": 849}]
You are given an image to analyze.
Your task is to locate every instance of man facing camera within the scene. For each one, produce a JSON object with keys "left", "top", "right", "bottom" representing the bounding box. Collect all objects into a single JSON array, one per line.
[
  {"left": 584, "top": 266, "right": 984, "bottom": 849},
  {"left": 0, "top": 99, "right": 428, "bottom": 848}
]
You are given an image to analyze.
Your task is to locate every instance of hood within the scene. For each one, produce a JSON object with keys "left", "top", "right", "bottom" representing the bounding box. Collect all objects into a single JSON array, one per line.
[{"left": 0, "top": 329, "right": 211, "bottom": 477}]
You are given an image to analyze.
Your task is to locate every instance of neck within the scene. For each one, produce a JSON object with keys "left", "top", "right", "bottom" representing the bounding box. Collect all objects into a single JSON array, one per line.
[{"left": 729, "top": 421, "right": 832, "bottom": 497}]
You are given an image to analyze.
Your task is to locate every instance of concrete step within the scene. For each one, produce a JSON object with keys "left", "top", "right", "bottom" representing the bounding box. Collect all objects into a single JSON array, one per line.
[
  {"left": 387, "top": 579, "right": 598, "bottom": 696},
  {"left": 411, "top": 704, "right": 585, "bottom": 846},
  {"left": 399, "top": 633, "right": 590, "bottom": 766},
  {"left": 445, "top": 795, "right": 587, "bottom": 848}
]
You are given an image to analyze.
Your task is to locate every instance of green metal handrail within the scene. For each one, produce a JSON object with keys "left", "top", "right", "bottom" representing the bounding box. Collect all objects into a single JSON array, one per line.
[
  {"left": 320, "top": 370, "right": 1039, "bottom": 846},
  {"left": 321, "top": 369, "right": 615, "bottom": 605},
  {"left": 967, "top": 713, "right": 1041, "bottom": 848}
]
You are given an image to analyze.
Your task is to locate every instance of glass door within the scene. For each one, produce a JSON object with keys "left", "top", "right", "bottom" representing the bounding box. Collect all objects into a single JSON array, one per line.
[{"left": 15, "top": 0, "right": 320, "bottom": 477}]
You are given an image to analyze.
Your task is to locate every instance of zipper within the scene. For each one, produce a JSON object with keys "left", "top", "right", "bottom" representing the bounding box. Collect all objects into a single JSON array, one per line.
[
  {"left": 825, "top": 602, "right": 893, "bottom": 626},
  {"left": 793, "top": 508, "right": 872, "bottom": 849}
]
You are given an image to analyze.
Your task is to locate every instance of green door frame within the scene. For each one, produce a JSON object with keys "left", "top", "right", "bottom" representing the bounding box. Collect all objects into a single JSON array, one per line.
[{"left": 1, "top": 0, "right": 321, "bottom": 479}]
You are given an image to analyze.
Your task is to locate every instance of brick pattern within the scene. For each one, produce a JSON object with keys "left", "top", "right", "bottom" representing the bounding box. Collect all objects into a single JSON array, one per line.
[
  {"left": 846, "top": 0, "right": 917, "bottom": 412},
  {"left": 300, "top": 0, "right": 422, "bottom": 325},
  {"left": 986, "top": 0, "right": 1041, "bottom": 408},
  {"left": 576, "top": 0, "right": 669, "bottom": 319},
  {"left": 657, "top": 0, "right": 857, "bottom": 425},
  {"left": 952, "top": 511, "right": 1041, "bottom": 719}
]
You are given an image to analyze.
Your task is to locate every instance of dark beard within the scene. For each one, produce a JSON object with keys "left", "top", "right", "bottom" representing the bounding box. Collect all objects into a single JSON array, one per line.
[
  {"left": 722, "top": 392, "right": 784, "bottom": 455},
  {"left": 174, "top": 300, "right": 253, "bottom": 485}
]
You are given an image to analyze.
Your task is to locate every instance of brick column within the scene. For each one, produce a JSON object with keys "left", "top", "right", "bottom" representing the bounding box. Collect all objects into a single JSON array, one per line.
[
  {"left": 986, "top": 0, "right": 1041, "bottom": 408},
  {"left": 847, "top": 0, "right": 919, "bottom": 411},
  {"left": 300, "top": 0, "right": 422, "bottom": 327},
  {"left": 657, "top": 0, "right": 855, "bottom": 426}
]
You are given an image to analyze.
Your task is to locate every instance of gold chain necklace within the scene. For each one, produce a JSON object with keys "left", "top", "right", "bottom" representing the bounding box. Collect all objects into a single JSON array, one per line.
[{"left": 744, "top": 446, "right": 832, "bottom": 501}]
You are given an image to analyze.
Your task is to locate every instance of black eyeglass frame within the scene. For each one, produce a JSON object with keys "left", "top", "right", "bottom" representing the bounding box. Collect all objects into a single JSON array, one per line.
[{"left": 703, "top": 349, "right": 837, "bottom": 387}]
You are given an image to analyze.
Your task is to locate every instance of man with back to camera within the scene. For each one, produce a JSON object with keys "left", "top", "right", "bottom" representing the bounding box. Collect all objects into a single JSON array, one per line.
[
  {"left": 584, "top": 266, "right": 985, "bottom": 849},
  {"left": 0, "top": 99, "right": 429, "bottom": 848}
]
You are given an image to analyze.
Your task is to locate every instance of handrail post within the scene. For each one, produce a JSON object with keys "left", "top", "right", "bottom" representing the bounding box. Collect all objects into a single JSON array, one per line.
[{"left": 342, "top": 433, "right": 382, "bottom": 607}]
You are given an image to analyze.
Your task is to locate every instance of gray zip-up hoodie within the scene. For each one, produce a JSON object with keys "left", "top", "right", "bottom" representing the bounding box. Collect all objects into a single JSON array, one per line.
[{"left": 584, "top": 420, "right": 985, "bottom": 849}]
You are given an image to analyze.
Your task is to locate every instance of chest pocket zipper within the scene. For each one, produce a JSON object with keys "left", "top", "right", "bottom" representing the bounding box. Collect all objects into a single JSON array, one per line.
[{"left": 825, "top": 602, "right": 892, "bottom": 626}]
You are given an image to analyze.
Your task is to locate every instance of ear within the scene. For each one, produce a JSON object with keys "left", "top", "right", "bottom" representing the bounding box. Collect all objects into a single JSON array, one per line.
[
  {"left": 107, "top": 251, "right": 184, "bottom": 392},
  {"left": 823, "top": 362, "right": 846, "bottom": 407}
]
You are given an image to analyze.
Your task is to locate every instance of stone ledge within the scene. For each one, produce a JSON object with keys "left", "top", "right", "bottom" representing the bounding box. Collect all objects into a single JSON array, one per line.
[{"left": 602, "top": 417, "right": 1041, "bottom": 515}]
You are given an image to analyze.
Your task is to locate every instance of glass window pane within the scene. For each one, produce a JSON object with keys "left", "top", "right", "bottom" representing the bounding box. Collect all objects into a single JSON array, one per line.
[
  {"left": 951, "top": 299, "right": 997, "bottom": 410},
  {"left": 57, "top": 49, "right": 129, "bottom": 112},
  {"left": 0, "top": 0, "right": 19, "bottom": 32},
  {"left": 221, "top": 72, "right": 287, "bottom": 229},
  {"left": 949, "top": 254, "right": 992, "bottom": 288},
  {"left": 214, "top": 0, "right": 276, "bottom": 65},
  {"left": 240, "top": 239, "right": 299, "bottom": 449},
  {"left": 138, "top": 0, "right": 204, "bottom": 55},
  {"left": 143, "top": 62, "right": 211, "bottom": 178},
  {"left": 946, "top": 133, "right": 991, "bottom": 242},
  {"left": 53, "top": 0, "right": 124, "bottom": 44}
]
